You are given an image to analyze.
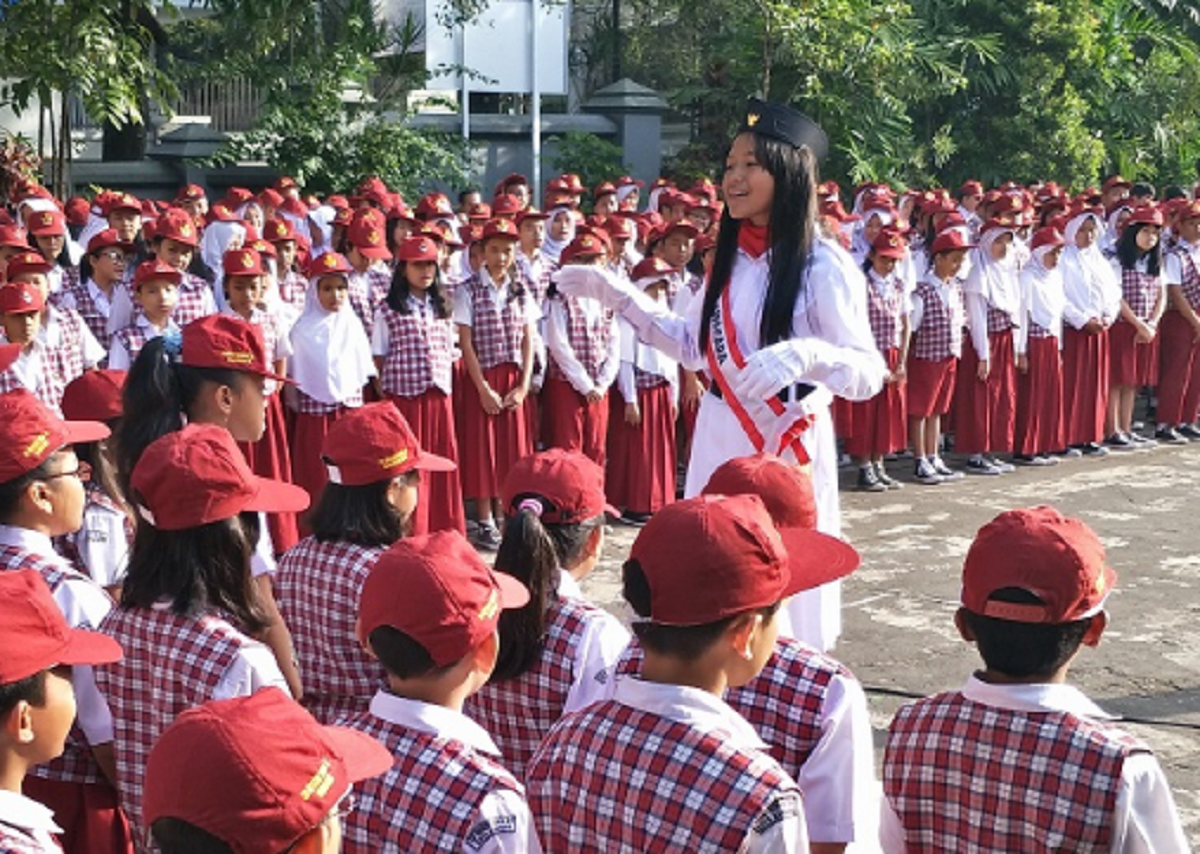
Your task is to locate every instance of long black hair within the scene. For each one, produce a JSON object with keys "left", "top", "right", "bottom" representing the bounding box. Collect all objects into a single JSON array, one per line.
[
  {"left": 490, "top": 498, "right": 604, "bottom": 681},
  {"left": 307, "top": 477, "right": 409, "bottom": 547},
  {"left": 699, "top": 133, "right": 819, "bottom": 353},
  {"left": 113, "top": 337, "right": 249, "bottom": 493},
  {"left": 385, "top": 260, "right": 450, "bottom": 319},
  {"left": 1115, "top": 222, "right": 1162, "bottom": 276}
]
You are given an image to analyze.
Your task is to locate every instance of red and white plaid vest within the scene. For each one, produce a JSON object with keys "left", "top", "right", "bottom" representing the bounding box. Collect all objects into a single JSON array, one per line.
[
  {"left": 519, "top": 252, "right": 555, "bottom": 304},
  {"left": 278, "top": 269, "right": 307, "bottom": 309},
  {"left": 635, "top": 365, "right": 671, "bottom": 389},
  {"left": 377, "top": 300, "right": 455, "bottom": 398},
  {"left": 0, "top": 545, "right": 103, "bottom": 785},
  {"left": 526, "top": 699, "right": 799, "bottom": 851},
  {"left": 986, "top": 303, "right": 1014, "bottom": 334},
  {"left": 1028, "top": 318, "right": 1056, "bottom": 340},
  {"left": 42, "top": 309, "right": 87, "bottom": 398},
  {"left": 110, "top": 324, "right": 156, "bottom": 368},
  {"left": 461, "top": 274, "right": 533, "bottom": 369},
  {"left": 0, "top": 347, "right": 67, "bottom": 417},
  {"left": 911, "top": 278, "right": 964, "bottom": 361},
  {"left": 1120, "top": 267, "right": 1160, "bottom": 320},
  {"left": 275, "top": 538, "right": 387, "bottom": 725},
  {"left": 1173, "top": 247, "right": 1200, "bottom": 311},
  {"left": 175, "top": 273, "right": 215, "bottom": 327},
  {"left": 340, "top": 712, "right": 524, "bottom": 854},
  {"left": 463, "top": 597, "right": 599, "bottom": 778},
  {"left": 64, "top": 280, "right": 112, "bottom": 351},
  {"left": 94, "top": 607, "right": 248, "bottom": 842},
  {"left": 545, "top": 295, "right": 613, "bottom": 386},
  {"left": 866, "top": 272, "right": 905, "bottom": 351},
  {"left": 884, "top": 691, "right": 1146, "bottom": 851},
  {"left": 294, "top": 388, "right": 361, "bottom": 415},
  {"left": 346, "top": 268, "right": 390, "bottom": 336}
]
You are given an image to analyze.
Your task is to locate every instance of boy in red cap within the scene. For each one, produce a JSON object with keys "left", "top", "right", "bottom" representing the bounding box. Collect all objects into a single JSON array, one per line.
[
  {"left": 881, "top": 506, "right": 1188, "bottom": 851},
  {"left": 526, "top": 494, "right": 812, "bottom": 850},
  {"left": 107, "top": 260, "right": 181, "bottom": 370},
  {"left": 94, "top": 423, "right": 309, "bottom": 846},
  {"left": 276, "top": 402, "right": 455, "bottom": 724},
  {"left": 339, "top": 531, "right": 540, "bottom": 853},
  {"left": 0, "top": 570, "right": 123, "bottom": 853},
  {"left": 60, "top": 228, "right": 133, "bottom": 354},
  {"left": 142, "top": 688, "right": 390, "bottom": 854},
  {"left": 0, "top": 390, "right": 134, "bottom": 852}
]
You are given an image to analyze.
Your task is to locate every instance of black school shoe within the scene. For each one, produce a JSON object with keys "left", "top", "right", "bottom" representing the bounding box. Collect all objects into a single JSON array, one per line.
[
  {"left": 1104, "top": 433, "right": 1134, "bottom": 450},
  {"left": 856, "top": 466, "right": 887, "bottom": 492},
  {"left": 1078, "top": 442, "right": 1109, "bottom": 457},
  {"left": 1155, "top": 427, "right": 1189, "bottom": 446},
  {"left": 620, "top": 511, "right": 652, "bottom": 527},
  {"left": 1178, "top": 424, "right": 1200, "bottom": 440},
  {"left": 874, "top": 463, "right": 903, "bottom": 489}
]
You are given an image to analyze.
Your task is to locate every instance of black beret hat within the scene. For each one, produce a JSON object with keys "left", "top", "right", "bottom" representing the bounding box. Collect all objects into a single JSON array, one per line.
[{"left": 739, "top": 98, "right": 829, "bottom": 162}]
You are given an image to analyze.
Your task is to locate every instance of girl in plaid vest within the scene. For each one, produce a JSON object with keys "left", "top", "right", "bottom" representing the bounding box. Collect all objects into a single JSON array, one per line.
[
  {"left": 542, "top": 234, "right": 620, "bottom": 467},
  {"left": 371, "top": 237, "right": 466, "bottom": 536},
  {"left": 277, "top": 403, "right": 455, "bottom": 725},
  {"left": 453, "top": 219, "right": 539, "bottom": 550},
  {"left": 526, "top": 495, "right": 813, "bottom": 851},
  {"left": 287, "top": 252, "right": 376, "bottom": 514},
  {"left": 850, "top": 228, "right": 910, "bottom": 491},
  {"left": 1157, "top": 200, "right": 1200, "bottom": 441},
  {"left": 907, "top": 230, "right": 972, "bottom": 484},
  {"left": 464, "top": 450, "right": 630, "bottom": 778},
  {"left": 95, "top": 424, "right": 308, "bottom": 850},
  {"left": 27, "top": 208, "right": 79, "bottom": 303},
  {"left": 606, "top": 258, "right": 679, "bottom": 523},
  {"left": 108, "top": 261, "right": 181, "bottom": 371},
  {"left": 266, "top": 217, "right": 307, "bottom": 322},
  {"left": 341, "top": 531, "right": 541, "bottom": 853},
  {"left": 224, "top": 247, "right": 300, "bottom": 554},
  {"left": 1107, "top": 205, "right": 1166, "bottom": 447},
  {"left": 957, "top": 218, "right": 1021, "bottom": 475},
  {"left": 0, "top": 390, "right": 134, "bottom": 854},
  {"left": 1013, "top": 227, "right": 1069, "bottom": 464},
  {"left": 61, "top": 228, "right": 132, "bottom": 354},
  {"left": 345, "top": 209, "right": 393, "bottom": 337}
]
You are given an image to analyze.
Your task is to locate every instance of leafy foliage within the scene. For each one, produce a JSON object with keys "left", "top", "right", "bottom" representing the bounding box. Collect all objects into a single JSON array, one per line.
[{"left": 548, "top": 132, "right": 626, "bottom": 190}]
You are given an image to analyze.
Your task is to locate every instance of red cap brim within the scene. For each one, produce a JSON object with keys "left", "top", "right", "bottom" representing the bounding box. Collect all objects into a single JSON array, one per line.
[
  {"left": 57, "top": 627, "right": 124, "bottom": 668},
  {"left": 777, "top": 527, "right": 861, "bottom": 597},
  {"left": 359, "top": 245, "right": 392, "bottom": 261},
  {"left": 496, "top": 572, "right": 532, "bottom": 610},
  {"left": 63, "top": 419, "right": 112, "bottom": 446},
  {"left": 245, "top": 477, "right": 311, "bottom": 516},
  {"left": 411, "top": 450, "right": 457, "bottom": 473},
  {"left": 320, "top": 726, "right": 394, "bottom": 783}
]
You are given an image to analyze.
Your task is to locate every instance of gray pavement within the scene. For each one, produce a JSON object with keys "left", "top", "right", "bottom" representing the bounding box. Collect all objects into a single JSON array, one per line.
[{"left": 579, "top": 441, "right": 1200, "bottom": 846}]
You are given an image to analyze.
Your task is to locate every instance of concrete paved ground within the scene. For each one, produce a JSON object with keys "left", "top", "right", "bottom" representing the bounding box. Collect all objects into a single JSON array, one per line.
[{"left": 579, "top": 441, "right": 1200, "bottom": 845}]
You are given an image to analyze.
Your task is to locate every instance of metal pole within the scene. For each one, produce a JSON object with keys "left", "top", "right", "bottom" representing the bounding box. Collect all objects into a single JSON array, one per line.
[
  {"left": 531, "top": 0, "right": 541, "bottom": 194},
  {"left": 612, "top": 0, "right": 620, "bottom": 81},
  {"left": 461, "top": 22, "right": 471, "bottom": 141}
]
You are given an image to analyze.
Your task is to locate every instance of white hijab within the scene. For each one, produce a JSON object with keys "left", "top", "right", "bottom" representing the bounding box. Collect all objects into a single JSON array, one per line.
[
  {"left": 964, "top": 225, "right": 1020, "bottom": 315},
  {"left": 541, "top": 207, "right": 576, "bottom": 264},
  {"left": 288, "top": 273, "right": 375, "bottom": 405},
  {"left": 306, "top": 206, "right": 336, "bottom": 255},
  {"left": 1020, "top": 243, "right": 1066, "bottom": 330},
  {"left": 1061, "top": 212, "right": 1121, "bottom": 302}
]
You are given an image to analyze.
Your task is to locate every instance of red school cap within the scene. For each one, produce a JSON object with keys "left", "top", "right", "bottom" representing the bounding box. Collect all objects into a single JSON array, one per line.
[
  {"left": 961, "top": 506, "right": 1116, "bottom": 624},
  {"left": 629, "top": 493, "right": 849, "bottom": 626},
  {"left": 143, "top": 687, "right": 392, "bottom": 854},
  {"left": 481, "top": 217, "right": 520, "bottom": 243},
  {"left": 871, "top": 227, "right": 908, "bottom": 259},
  {"left": 503, "top": 449, "right": 617, "bottom": 525},
  {"left": 155, "top": 209, "right": 200, "bottom": 247},
  {"left": 206, "top": 203, "right": 239, "bottom": 224},
  {"left": 222, "top": 247, "right": 266, "bottom": 277},
  {"left": 133, "top": 260, "right": 182, "bottom": 289},
  {"left": 27, "top": 209, "right": 66, "bottom": 237},
  {"left": 0, "top": 281, "right": 45, "bottom": 314},
  {"left": 64, "top": 197, "right": 91, "bottom": 227},
  {"left": 357, "top": 530, "right": 530, "bottom": 667},
  {"left": 132, "top": 423, "right": 309, "bottom": 530},
  {"left": 1102, "top": 175, "right": 1132, "bottom": 193},
  {"left": 958, "top": 180, "right": 984, "bottom": 197},
  {"left": 630, "top": 256, "right": 676, "bottom": 285},
  {"left": 491, "top": 194, "right": 524, "bottom": 217},
  {"left": 347, "top": 211, "right": 391, "bottom": 260},
  {"left": 515, "top": 207, "right": 551, "bottom": 226},
  {"left": 930, "top": 229, "right": 975, "bottom": 255},
  {"left": 466, "top": 201, "right": 493, "bottom": 221},
  {"left": 0, "top": 225, "right": 29, "bottom": 249},
  {"left": 175, "top": 184, "right": 206, "bottom": 203},
  {"left": 0, "top": 389, "right": 110, "bottom": 483},
  {"left": 5, "top": 251, "right": 52, "bottom": 282},
  {"left": 396, "top": 236, "right": 440, "bottom": 263},
  {"left": 1126, "top": 204, "right": 1164, "bottom": 228},
  {"left": 265, "top": 217, "right": 298, "bottom": 243},
  {"left": 62, "top": 370, "right": 126, "bottom": 423},
  {"left": 258, "top": 188, "right": 285, "bottom": 210},
  {"left": 86, "top": 229, "right": 133, "bottom": 255},
  {"left": 321, "top": 402, "right": 455, "bottom": 487},
  {"left": 181, "top": 314, "right": 288, "bottom": 382},
  {"left": 306, "top": 251, "right": 352, "bottom": 279},
  {"left": 559, "top": 233, "right": 606, "bottom": 265},
  {"left": 1030, "top": 226, "right": 1066, "bottom": 252},
  {"left": 0, "top": 570, "right": 122, "bottom": 684}
]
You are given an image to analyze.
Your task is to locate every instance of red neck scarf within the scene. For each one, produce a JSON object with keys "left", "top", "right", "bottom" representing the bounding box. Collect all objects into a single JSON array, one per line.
[{"left": 738, "top": 222, "right": 770, "bottom": 258}]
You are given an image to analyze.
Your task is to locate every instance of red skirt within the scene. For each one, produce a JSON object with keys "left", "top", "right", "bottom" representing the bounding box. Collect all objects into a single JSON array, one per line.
[
  {"left": 239, "top": 393, "right": 299, "bottom": 553},
  {"left": 391, "top": 390, "right": 466, "bottom": 535},
  {"left": 458, "top": 364, "right": 535, "bottom": 501},
  {"left": 1062, "top": 326, "right": 1109, "bottom": 445},
  {"left": 23, "top": 777, "right": 134, "bottom": 854},
  {"left": 1109, "top": 318, "right": 1159, "bottom": 386},
  {"left": 954, "top": 329, "right": 1016, "bottom": 455},
  {"left": 846, "top": 348, "right": 906, "bottom": 457},
  {"left": 607, "top": 383, "right": 676, "bottom": 514},
  {"left": 540, "top": 378, "right": 609, "bottom": 466},
  {"left": 290, "top": 408, "right": 348, "bottom": 523},
  {"left": 1157, "top": 310, "right": 1200, "bottom": 425},
  {"left": 906, "top": 356, "right": 957, "bottom": 418},
  {"left": 1014, "top": 336, "right": 1065, "bottom": 456}
]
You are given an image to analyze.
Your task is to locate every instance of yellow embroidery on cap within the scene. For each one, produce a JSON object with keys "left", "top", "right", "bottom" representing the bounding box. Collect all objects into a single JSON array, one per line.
[
  {"left": 889, "top": 235, "right": 900, "bottom": 247},
  {"left": 180, "top": 223, "right": 193, "bottom": 237},
  {"left": 324, "top": 253, "right": 338, "bottom": 268},
  {"left": 241, "top": 252, "right": 253, "bottom": 267},
  {"left": 41, "top": 213, "right": 53, "bottom": 225},
  {"left": 299, "top": 759, "right": 335, "bottom": 801},
  {"left": 478, "top": 589, "right": 500, "bottom": 621},
  {"left": 1094, "top": 570, "right": 1106, "bottom": 595},
  {"left": 23, "top": 432, "right": 50, "bottom": 459},
  {"left": 747, "top": 112, "right": 760, "bottom": 127},
  {"left": 220, "top": 350, "right": 254, "bottom": 365},
  {"left": 379, "top": 448, "right": 409, "bottom": 470},
  {"left": 367, "top": 229, "right": 380, "bottom": 244}
]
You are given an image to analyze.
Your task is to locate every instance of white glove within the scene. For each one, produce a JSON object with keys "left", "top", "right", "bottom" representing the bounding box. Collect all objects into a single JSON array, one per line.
[
  {"left": 732, "top": 340, "right": 814, "bottom": 401},
  {"left": 551, "top": 265, "right": 638, "bottom": 308}
]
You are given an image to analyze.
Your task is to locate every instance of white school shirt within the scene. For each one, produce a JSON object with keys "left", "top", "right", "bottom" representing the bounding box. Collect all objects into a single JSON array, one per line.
[
  {"left": 41, "top": 306, "right": 105, "bottom": 368},
  {"left": 106, "top": 315, "right": 177, "bottom": 371},
  {"left": 1163, "top": 237, "right": 1200, "bottom": 288},
  {"left": 366, "top": 691, "right": 543, "bottom": 854},
  {"left": 72, "top": 496, "right": 130, "bottom": 590},
  {"left": 555, "top": 572, "right": 631, "bottom": 714},
  {"left": 611, "top": 677, "right": 810, "bottom": 854},
  {"left": 543, "top": 296, "right": 620, "bottom": 395},
  {"left": 0, "top": 789, "right": 62, "bottom": 853},
  {"left": 0, "top": 525, "right": 114, "bottom": 748},
  {"left": 878, "top": 676, "right": 1190, "bottom": 854},
  {"left": 614, "top": 316, "right": 679, "bottom": 406}
]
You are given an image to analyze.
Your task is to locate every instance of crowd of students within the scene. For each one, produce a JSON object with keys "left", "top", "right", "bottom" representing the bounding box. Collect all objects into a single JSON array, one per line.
[{"left": 0, "top": 155, "right": 1193, "bottom": 852}]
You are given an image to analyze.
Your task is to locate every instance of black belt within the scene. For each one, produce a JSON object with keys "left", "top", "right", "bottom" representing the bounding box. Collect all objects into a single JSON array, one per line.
[{"left": 709, "top": 381, "right": 815, "bottom": 404}]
